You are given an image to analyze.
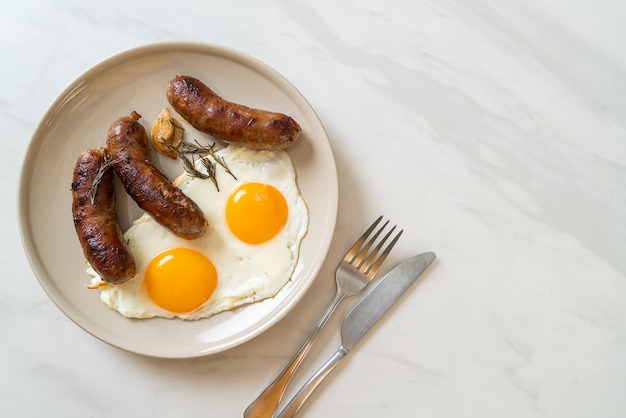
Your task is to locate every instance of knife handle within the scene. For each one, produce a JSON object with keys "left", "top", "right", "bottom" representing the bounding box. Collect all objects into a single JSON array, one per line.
[{"left": 275, "top": 345, "right": 349, "bottom": 418}]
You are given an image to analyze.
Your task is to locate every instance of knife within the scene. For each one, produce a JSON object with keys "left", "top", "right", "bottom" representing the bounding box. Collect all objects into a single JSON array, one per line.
[{"left": 275, "top": 251, "right": 436, "bottom": 417}]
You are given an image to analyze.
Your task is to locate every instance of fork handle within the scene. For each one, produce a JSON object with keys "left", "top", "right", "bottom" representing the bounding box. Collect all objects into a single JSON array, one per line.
[
  {"left": 244, "top": 292, "right": 344, "bottom": 418},
  {"left": 275, "top": 345, "right": 349, "bottom": 417}
]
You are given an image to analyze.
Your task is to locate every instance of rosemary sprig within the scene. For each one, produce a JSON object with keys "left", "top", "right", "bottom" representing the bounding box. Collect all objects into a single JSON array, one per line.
[
  {"left": 200, "top": 156, "right": 218, "bottom": 190},
  {"left": 166, "top": 139, "right": 236, "bottom": 191},
  {"left": 165, "top": 142, "right": 210, "bottom": 180},
  {"left": 89, "top": 155, "right": 118, "bottom": 205},
  {"left": 181, "top": 140, "right": 237, "bottom": 181}
]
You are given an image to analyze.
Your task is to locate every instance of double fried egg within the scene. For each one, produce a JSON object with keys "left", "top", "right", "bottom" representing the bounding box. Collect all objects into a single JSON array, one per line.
[{"left": 88, "top": 145, "right": 309, "bottom": 320}]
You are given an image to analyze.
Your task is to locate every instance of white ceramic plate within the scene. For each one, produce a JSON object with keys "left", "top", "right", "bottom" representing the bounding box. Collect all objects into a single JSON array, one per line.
[{"left": 18, "top": 42, "right": 338, "bottom": 358}]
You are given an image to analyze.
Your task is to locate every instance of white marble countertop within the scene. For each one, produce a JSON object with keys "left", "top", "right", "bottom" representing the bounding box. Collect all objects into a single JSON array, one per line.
[{"left": 3, "top": 1, "right": 625, "bottom": 417}]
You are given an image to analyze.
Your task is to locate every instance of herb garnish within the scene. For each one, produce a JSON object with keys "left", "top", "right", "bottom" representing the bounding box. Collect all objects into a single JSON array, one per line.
[
  {"left": 89, "top": 155, "right": 119, "bottom": 205},
  {"left": 166, "top": 140, "right": 237, "bottom": 191}
]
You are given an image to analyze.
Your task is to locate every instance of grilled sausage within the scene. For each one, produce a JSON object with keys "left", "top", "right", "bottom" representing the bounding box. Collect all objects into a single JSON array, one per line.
[
  {"left": 166, "top": 75, "right": 301, "bottom": 150},
  {"left": 71, "top": 148, "right": 136, "bottom": 284},
  {"left": 106, "top": 111, "right": 208, "bottom": 240}
]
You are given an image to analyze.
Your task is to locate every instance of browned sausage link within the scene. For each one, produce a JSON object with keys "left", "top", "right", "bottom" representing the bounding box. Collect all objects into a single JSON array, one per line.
[
  {"left": 166, "top": 75, "right": 301, "bottom": 150},
  {"left": 106, "top": 112, "right": 208, "bottom": 240},
  {"left": 71, "top": 148, "right": 136, "bottom": 284}
]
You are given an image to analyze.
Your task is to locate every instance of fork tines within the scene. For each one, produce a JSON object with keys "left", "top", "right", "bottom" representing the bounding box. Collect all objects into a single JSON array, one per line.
[{"left": 348, "top": 216, "right": 403, "bottom": 276}]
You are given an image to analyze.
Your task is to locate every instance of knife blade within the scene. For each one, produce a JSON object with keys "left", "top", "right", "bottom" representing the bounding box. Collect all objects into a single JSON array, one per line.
[
  {"left": 341, "top": 251, "right": 436, "bottom": 349},
  {"left": 276, "top": 251, "right": 436, "bottom": 417}
]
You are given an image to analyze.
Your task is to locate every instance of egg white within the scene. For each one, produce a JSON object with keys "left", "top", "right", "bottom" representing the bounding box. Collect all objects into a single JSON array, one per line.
[{"left": 88, "top": 145, "right": 309, "bottom": 320}]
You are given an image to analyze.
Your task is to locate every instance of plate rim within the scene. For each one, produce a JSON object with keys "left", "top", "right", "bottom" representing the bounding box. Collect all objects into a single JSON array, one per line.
[{"left": 17, "top": 41, "right": 338, "bottom": 358}]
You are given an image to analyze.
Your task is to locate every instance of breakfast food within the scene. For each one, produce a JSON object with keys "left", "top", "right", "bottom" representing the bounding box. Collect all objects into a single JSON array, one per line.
[
  {"left": 166, "top": 75, "right": 301, "bottom": 150},
  {"left": 106, "top": 111, "right": 208, "bottom": 240},
  {"left": 71, "top": 73, "right": 307, "bottom": 319},
  {"left": 151, "top": 107, "right": 184, "bottom": 159},
  {"left": 88, "top": 145, "right": 309, "bottom": 320},
  {"left": 71, "top": 148, "right": 136, "bottom": 284}
]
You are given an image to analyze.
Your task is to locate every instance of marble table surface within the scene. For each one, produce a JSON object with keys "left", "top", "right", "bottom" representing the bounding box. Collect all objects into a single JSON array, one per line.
[{"left": 2, "top": 1, "right": 625, "bottom": 417}]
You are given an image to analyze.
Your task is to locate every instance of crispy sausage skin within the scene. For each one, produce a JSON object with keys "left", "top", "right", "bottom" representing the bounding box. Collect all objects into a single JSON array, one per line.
[
  {"left": 106, "top": 112, "right": 208, "bottom": 240},
  {"left": 71, "top": 148, "right": 136, "bottom": 284},
  {"left": 166, "top": 75, "right": 301, "bottom": 150}
]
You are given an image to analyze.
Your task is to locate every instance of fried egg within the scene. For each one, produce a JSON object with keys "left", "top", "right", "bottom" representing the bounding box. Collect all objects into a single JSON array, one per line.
[{"left": 88, "top": 145, "right": 309, "bottom": 320}]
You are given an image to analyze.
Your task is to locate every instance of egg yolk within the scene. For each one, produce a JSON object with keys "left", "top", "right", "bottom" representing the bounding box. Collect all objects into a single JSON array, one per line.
[
  {"left": 144, "top": 248, "right": 217, "bottom": 314},
  {"left": 225, "top": 182, "right": 288, "bottom": 244}
]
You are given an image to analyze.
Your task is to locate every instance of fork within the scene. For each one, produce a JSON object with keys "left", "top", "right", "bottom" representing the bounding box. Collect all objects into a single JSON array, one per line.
[{"left": 244, "top": 216, "right": 402, "bottom": 418}]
